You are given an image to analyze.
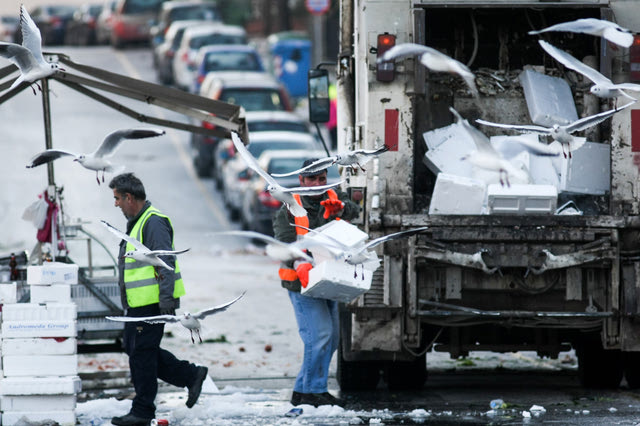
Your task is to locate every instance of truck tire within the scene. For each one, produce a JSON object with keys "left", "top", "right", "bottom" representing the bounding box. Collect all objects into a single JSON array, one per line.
[
  {"left": 623, "top": 352, "right": 640, "bottom": 388},
  {"left": 385, "top": 353, "right": 427, "bottom": 390},
  {"left": 336, "top": 339, "right": 380, "bottom": 391},
  {"left": 577, "top": 341, "right": 623, "bottom": 388}
]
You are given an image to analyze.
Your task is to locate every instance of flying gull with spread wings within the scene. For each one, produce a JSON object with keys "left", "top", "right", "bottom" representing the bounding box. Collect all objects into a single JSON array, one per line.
[
  {"left": 27, "top": 128, "right": 165, "bottom": 184},
  {"left": 101, "top": 220, "right": 189, "bottom": 271},
  {"left": 529, "top": 18, "right": 634, "bottom": 48},
  {"left": 107, "top": 292, "right": 245, "bottom": 343}
]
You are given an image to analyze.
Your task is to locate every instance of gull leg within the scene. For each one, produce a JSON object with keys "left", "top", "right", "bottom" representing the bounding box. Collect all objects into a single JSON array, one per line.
[
  {"left": 198, "top": 330, "right": 203, "bottom": 344},
  {"left": 95, "top": 172, "right": 100, "bottom": 185},
  {"left": 353, "top": 265, "right": 357, "bottom": 279},
  {"left": 102, "top": 170, "right": 106, "bottom": 183},
  {"left": 361, "top": 264, "right": 365, "bottom": 280},
  {"left": 190, "top": 330, "right": 195, "bottom": 344}
]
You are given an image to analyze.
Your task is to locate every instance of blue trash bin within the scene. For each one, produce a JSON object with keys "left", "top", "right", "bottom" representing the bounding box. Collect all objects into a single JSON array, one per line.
[{"left": 268, "top": 33, "right": 311, "bottom": 98}]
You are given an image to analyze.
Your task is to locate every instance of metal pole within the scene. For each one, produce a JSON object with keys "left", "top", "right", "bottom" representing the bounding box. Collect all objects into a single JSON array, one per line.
[{"left": 41, "top": 79, "right": 55, "bottom": 186}]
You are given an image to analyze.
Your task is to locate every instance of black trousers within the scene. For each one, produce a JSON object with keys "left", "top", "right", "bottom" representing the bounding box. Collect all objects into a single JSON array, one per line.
[{"left": 123, "top": 304, "right": 199, "bottom": 418}]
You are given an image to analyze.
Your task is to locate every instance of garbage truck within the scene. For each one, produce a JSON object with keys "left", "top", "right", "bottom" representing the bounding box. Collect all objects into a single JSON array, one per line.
[{"left": 314, "top": 0, "right": 640, "bottom": 390}]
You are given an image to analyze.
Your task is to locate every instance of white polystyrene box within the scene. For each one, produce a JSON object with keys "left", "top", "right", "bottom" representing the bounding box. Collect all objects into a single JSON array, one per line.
[
  {"left": 27, "top": 263, "right": 78, "bottom": 285},
  {"left": 2, "top": 337, "right": 77, "bottom": 356},
  {"left": 487, "top": 184, "right": 558, "bottom": 215},
  {"left": 303, "top": 258, "right": 377, "bottom": 303},
  {"left": 2, "top": 320, "right": 77, "bottom": 338},
  {"left": 1, "top": 410, "right": 75, "bottom": 426},
  {"left": 519, "top": 69, "right": 578, "bottom": 127},
  {"left": 1, "top": 394, "right": 76, "bottom": 411},
  {"left": 559, "top": 141, "right": 610, "bottom": 195},
  {"left": 30, "top": 284, "right": 72, "bottom": 303},
  {"left": 0, "top": 282, "right": 17, "bottom": 304},
  {"left": 429, "top": 173, "right": 486, "bottom": 215},
  {"left": 2, "top": 355, "right": 78, "bottom": 377},
  {"left": 0, "top": 376, "right": 81, "bottom": 395},
  {"left": 3, "top": 303, "right": 77, "bottom": 321},
  {"left": 302, "top": 220, "right": 369, "bottom": 264},
  {"left": 423, "top": 122, "right": 476, "bottom": 178}
]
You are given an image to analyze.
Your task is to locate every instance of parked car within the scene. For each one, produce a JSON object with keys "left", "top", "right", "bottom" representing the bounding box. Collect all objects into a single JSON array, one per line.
[
  {"left": 95, "top": 0, "right": 117, "bottom": 45},
  {"left": 191, "top": 44, "right": 265, "bottom": 93},
  {"left": 65, "top": 3, "right": 103, "bottom": 45},
  {"left": 153, "top": 19, "right": 208, "bottom": 84},
  {"left": 0, "top": 15, "right": 19, "bottom": 42},
  {"left": 220, "top": 131, "right": 323, "bottom": 220},
  {"left": 109, "top": 0, "right": 163, "bottom": 48},
  {"left": 240, "top": 149, "right": 340, "bottom": 234},
  {"left": 24, "top": 5, "right": 77, "bottom": 46},
  {"left": 172, "top": 23, "right": 247, "bottom": 91},
  {"left": 150, "top": 0, "right": 221, "bottom": 48},
  {"left": 192, "top": 72, "right": 294, "bottom": 178}
]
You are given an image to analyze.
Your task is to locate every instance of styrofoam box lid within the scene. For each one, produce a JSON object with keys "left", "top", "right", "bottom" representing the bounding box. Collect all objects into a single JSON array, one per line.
[
  {"left": 0, "top": 376, "right": 81, "bottom": 395},
  {"left": 519, "top": 69, "right": 578, "bottom": 127},
  {"left": 27, "top": 263, "right": 79, "bottom": 285},
  {"left": 560, "top": 141, "right": 610, "bottom": 195},
  {"left": 307, "top": 219, "right": 369, "bottom": 248},
  {"left": 423, "top": 122, "right": 476, "bottom": 178},
  {"left": 3, "top": 303, "right": 77, "bottom": 321},
  {"left": 429, "top": 173, "right": 486, "bottom": 215}
]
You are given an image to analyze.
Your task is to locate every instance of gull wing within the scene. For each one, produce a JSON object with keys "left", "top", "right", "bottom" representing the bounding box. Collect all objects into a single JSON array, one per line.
[
  {"left": 20, "top": 5, "right": 44, "bottom": 61},
  {"left": 147, "top": 248, "right": 190, "bottom": 257},
  {"left": 291, "top": 223, "right": 349, "bottom": 251},
  {"left": 566, "top": 101, "right": 635, "bottom": 133},
  {"left": 532, "top": 18, "right": 633, "bottom": 47},
  {"left": 352, "top": 145, "right": 389, "bottom": 156},
  {"left": 0, "top": 43, "right": 38, "bottom": 72},
  {"left": 27, "top": 149, "right": 77, "bottom": 168},
  {"left": 363, "top": 227, "right": 429, "bottom": 250},
  {"left": 100, "top": 220, "right": 147, "bottom": 251},
  {"left": 538, "top": 40, "right": 611, "bottom": 86},
  {"left": 500, "top": 136, "right": 561, "bottom": 157},
  {"left": 378, "top": 42, "right": 435, "bottom": 62},
  {"left": 421, "top": 50, "right": 478, "bottom": 97},
  {"left": 476, "top": 118, "right": 551, "bottom": 135},
  {"left": 94, "top": 128, "right": 166, "bottom": 158},
  {"left": 212, "top": 230, "right": 314, "bottom": 262},
  {"left": 449, "top": 108, "right": 499, "bottom": 155},
  {"left": 231, "top": 132, "right": 275, "bottom": 185},
  {"left": 192, "top": 292, "right": 246, "bottom": 320},
  {"left": 280, "top": 181, "right": 343, "bottom": 196},
  {"left": 106, "top": 314, "right": 179, "bottom": 324},
  {"left": 612, "top": 83, "right": 640, "bottom": 93},
  {"left": 271, "top": 156, "right": 337, "bottom": 177},
  {"left": 603, "top": 24, "right": 634, "bottom": 48}
]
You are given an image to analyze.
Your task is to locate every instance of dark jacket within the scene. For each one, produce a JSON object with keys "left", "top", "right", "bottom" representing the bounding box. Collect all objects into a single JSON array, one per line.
[
  {"left": 117, "top": 201, "right": 181, "bottom": 311},
  {"left": 272, "top": 190, "right": 360, "bottom": 292}
]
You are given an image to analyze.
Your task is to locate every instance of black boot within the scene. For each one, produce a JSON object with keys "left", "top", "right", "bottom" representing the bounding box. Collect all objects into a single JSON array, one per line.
[
  {"left": 186, "top": 366, "right": 209, "bottom": 408},
  {"left": 111, "top": 412, "right": 152, "bottom": 426}
]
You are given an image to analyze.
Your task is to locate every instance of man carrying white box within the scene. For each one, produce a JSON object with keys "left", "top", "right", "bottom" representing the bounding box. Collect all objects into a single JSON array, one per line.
[{"left": 273, "top": 159, "right": 361, "bottom": 408}]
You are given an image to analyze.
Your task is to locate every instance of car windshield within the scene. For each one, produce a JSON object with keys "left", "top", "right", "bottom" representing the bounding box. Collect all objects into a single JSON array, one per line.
[
  {"left": 170, "top": 5, "right": 220, "bottom": 22},
  {"left": 248, "top": 121, "right": 307, "bottom": 133},
  {"left": 1, "top": 16, "right": 18, "bottom": 25},
  {"left": 269, "top": 158, "right": 339, "bottom": 177},
  {"left": 122, "top": 0, "right": 163, "bottom": 14},
  {"left": 47, "top": 6, "right": 77, "bottom": 16},
  {"left": 170, "top": 27, "right": 188, "bottom": 49},
  {"left": 220, "top": 89, "right": 285, "bottom": 111},
  {"left": 247, "top": 142, "right": 314, "bottom": 159},
  {"left": 190, "top": 33, "right": 246, "bottom": 49},
  {"left": 204, "top": 52, "right": 261, "bottom": 73}
]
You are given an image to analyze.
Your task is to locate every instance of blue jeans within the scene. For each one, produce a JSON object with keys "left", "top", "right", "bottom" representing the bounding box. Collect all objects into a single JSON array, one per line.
[{"left": 288, "top": 291, "right": 339, "bottom": 393}]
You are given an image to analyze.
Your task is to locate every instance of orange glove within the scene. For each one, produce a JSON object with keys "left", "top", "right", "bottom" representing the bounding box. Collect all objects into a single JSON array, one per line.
[
  {"left": 321, "top": 199, "right": 345, "bottom": 219},
  {"left": 295, "top": 262, "right": 313, "bottom": 288}
]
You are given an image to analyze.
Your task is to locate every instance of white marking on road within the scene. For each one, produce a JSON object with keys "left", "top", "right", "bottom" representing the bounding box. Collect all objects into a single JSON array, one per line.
[{"left": 113, "top": 50, "right": 230, "bottom": 227}]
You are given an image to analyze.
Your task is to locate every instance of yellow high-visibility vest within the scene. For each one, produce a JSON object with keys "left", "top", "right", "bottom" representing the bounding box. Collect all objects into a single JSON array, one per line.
[{"left": 124, "top": 205, "right": 186, "bottom": 307}]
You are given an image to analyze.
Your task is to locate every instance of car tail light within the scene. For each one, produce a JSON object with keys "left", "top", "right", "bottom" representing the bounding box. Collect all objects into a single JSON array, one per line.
[
  {"left": 181, "top": 51, "right": 189, "bottom": 63},
  {"left": 51, "top": 16, "right": 63, "bottom": 29},
  {"left": 197, "top": 74, "right": 205, "bottom": 85},
  {"left": 258, "top": 190, "right": 282, "bottom": 208}
]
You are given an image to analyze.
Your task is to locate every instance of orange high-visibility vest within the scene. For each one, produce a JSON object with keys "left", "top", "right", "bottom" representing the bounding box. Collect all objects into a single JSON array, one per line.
[{"left": 278, "top": 189, "right": 339, "bottom": 281}]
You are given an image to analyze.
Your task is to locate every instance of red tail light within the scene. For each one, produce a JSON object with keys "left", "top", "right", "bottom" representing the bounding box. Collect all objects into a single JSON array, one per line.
[
  {"left": 197, "top": 74, "right": 205, "bottom": 85},
  {"left": 258, "top": 190, "right": 282, "bottom": 208}
]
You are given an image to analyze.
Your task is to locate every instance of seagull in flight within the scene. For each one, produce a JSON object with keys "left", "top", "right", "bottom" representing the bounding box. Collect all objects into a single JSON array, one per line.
[
  {"left": 294, "top": 224, "right": 429, "bottom": 278},
  {"left": 476, "top": 100, "right": 635, "bottom": 158},
  {"left": 378, "top": 42, "right": 478, "bottom": 98},
  {"left": 271, "top": 145, "right": 389, "bottom": 177},
  {"left": 26, "top": 128, "right": 165, "bottom": 184},
  {"left": 0, "top": 5, "right": 62, "bottom": 94},
  {"left": 107, "top": 292, "right": 245, "bottom": 343},
  {"left": 101, "top": 220, "right": 189, "bottom": 271},
  {"left": 211, "top": 230, "right": 316, "bottom": 264},
  {"left": 539, "top": 40, "right": 640, "bottom": 103},
  {"left": 231, "top": 132, "right": 343, "bottom": 217},
  {"left": 529, "top": 18, "right": 634, "bottom": 48}
]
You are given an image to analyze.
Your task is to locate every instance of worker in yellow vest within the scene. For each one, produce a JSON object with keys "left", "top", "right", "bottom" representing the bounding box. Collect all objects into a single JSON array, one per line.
[
  {"left": 273, "top": 159, "right": 361, "bottom": 408},
  {"left": 108, "top": 173, "right": 208, "bottom": 426}
]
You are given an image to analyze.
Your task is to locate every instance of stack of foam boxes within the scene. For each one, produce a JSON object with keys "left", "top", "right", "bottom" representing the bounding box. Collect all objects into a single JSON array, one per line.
[{"left": 0, "top": 262, "right": 81, "bottom": 425}]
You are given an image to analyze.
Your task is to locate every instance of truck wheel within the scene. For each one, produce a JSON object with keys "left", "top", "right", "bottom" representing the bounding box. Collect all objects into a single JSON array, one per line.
[
  {"left": 577, "top": 341, "right": 623, "bottom": 388},
  {"left": 385, "top": 353, "right": 427, "bottom": 390},
  {"left": 623, "top": 352, "right": 640, "bottom": 388},
  {"left": 337, "top": 340, "right": 380, "bottom": 391}
]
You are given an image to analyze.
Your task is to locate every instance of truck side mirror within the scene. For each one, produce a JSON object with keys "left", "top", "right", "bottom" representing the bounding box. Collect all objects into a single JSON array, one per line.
[{"left": 308, "top": 69, "right": 330, "bottom": 123}]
